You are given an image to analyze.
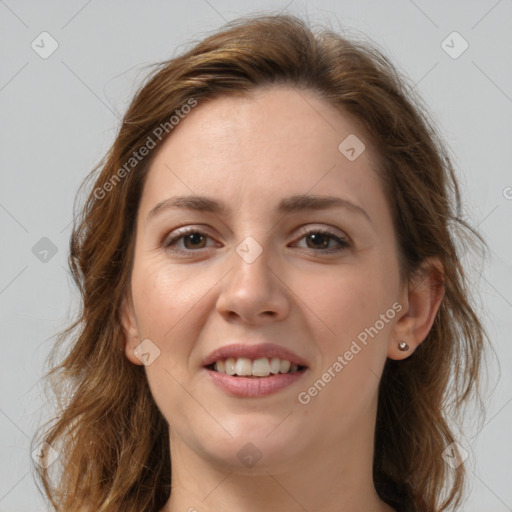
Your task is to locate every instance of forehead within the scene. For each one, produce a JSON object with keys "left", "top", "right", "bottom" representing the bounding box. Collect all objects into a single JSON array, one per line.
[{"left": 138, "top": 85, "right": 386, "bottom": 222}]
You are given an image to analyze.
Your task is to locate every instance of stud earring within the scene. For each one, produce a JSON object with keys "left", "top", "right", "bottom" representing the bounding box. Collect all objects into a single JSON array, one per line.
[{"left": 398, "top": 341, "right": 409, "bottom": 351}]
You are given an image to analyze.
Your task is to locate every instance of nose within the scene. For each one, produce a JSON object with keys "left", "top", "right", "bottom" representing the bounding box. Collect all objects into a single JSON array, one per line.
[{"left": 215, "top": 238, "right": 290, "bottom": 324}]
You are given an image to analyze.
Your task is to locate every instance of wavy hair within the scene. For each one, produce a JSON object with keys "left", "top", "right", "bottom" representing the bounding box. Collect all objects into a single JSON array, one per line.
[{"left": 32, "top": 13, "right": 489, "bottom": 512}]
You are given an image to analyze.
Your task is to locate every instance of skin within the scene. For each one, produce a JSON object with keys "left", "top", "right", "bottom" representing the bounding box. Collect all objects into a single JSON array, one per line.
[{"left": 121, "top": 85, "right": 444, "bottom": 512}]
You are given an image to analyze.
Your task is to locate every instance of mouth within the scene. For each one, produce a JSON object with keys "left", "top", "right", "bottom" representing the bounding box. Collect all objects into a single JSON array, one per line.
[
  {"left": 205, "top": 357, "right": 307, "bottom": 377},
  {"left": 202, "top": 342, "right": 309, "bottom": 397}
]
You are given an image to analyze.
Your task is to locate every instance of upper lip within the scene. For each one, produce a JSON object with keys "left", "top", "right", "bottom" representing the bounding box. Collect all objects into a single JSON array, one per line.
[{"left": 202, "top": 343, "right": 309, "bottom": 368}]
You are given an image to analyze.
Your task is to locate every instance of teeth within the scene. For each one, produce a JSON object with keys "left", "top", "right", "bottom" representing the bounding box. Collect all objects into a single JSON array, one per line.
[
  {"left": 280, "top": 359, "right": 291, "bottom": 373},
  {"left": 252, "top": 357, "right": 270, "bottom": 376},
  {"left": 269, "top": 357, "right": 280, "bottom": 374},
  {"left": 224, "top": 357, "right": 236, "bottom": 375},
  {"left": 235, "top": 357, "right": 252, "bottom": 376},
  {"left": 211, "top": 357, "right": 302, "bottom": 377}
]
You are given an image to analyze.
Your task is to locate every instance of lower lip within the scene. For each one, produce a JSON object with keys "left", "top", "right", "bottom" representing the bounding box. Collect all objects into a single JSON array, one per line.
[{"left": 204, "top": 368, "right": 308, "bottom": 397}]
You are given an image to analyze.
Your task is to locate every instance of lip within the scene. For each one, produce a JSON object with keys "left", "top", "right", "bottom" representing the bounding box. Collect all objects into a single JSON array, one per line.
[
  {"left": 202, "top": 342, "right": 309, "bottom": 368},
  {"left": 204, "top": 366, "right": 308, "bottom": 397},
  {"left": 202, "top": 342, "right": 309, "bottom": 398}
]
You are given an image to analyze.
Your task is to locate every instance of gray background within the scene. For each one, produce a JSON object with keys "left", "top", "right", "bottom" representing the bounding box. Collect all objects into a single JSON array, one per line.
[{"left": 1, "top": 1, "right": 511, "bottom": 511}]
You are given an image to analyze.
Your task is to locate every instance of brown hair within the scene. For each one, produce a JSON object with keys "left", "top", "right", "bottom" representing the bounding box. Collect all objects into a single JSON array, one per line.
[{"left": 32, "top": 13, "right": 489, "bottom": 512}]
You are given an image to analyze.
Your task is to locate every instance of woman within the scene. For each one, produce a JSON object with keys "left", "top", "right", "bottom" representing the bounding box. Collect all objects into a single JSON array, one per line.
[{"left": 33, "top": 13, "right": 488, "bottom": 512}]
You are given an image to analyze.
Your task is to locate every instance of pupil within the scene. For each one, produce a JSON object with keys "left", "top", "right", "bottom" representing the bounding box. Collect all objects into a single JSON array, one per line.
[
  {"left": 309, "top": 233, "right": 328, "bottom": 248},
  {"left": 187, "top": 233, "right": 204, "bottom": 248}
]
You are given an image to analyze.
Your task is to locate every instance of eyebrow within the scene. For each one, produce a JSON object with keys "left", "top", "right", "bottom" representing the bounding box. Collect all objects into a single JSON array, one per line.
[{"left": 146, "top": 194, "right": 371, "bottom": 223}]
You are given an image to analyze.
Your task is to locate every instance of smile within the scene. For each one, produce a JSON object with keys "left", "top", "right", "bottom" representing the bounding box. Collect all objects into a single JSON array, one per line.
[
  {"left": 208, "top": 356, "right": 305, "bottom": 377},
  {"left": 204, "top": 359, "right": 308, "bottom": 397}
]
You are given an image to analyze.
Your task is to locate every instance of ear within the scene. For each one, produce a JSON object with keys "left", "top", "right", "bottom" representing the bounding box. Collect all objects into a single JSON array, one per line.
[
  {"left": 120, "top": 292, "right": 143, "bottom": 366},
  {"left": 388, "top": 257, "right": 445, "bottom": 360}
]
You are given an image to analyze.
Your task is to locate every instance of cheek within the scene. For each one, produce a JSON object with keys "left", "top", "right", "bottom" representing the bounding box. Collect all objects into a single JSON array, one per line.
[
  {"left": 299, "top": 277, "right": 396, "bottom": 431},
  {"left": 130, "top": 258, "right": 203, "bottom": 376},
  {"left": 309, "top": 252, "right": 399, "bottom": 395},
  {"left": 130, "top": 261, "right": 205, "bottom": 421},
  {"left": 320, "top": 262, "right": 398, "bottom": 341},
  {"left": 131, "top": 256, "right": 205, "bottom": 334}
]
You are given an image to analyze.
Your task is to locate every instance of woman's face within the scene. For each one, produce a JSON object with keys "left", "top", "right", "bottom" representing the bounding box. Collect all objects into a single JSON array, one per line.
[{"left": 122, "top": 85, "right": 408, "bottom": 473}]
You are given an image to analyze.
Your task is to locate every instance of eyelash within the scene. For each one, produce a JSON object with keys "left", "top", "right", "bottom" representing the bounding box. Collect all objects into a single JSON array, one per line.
[{"left": 163, "top": 227, "right": 350, "bottom": 255}]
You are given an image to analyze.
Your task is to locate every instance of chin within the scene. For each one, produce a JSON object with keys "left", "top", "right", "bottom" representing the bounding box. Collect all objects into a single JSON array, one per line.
[{"left": 197, "top": 420, "right": 306, "bottom": 472}]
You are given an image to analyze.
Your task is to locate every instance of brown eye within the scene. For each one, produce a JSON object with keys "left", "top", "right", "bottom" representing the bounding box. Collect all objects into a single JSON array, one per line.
[
  {"left": 181, "top": 232, "right": 208, "bottom": 250},
  {"left": 305, "top": 232, "right": 331, "bottom": 249},
  {"left": 164, "top": 229, "right": 213, "bottom": 253},
  {"left": 163, "top": 227, "right": 350, "bottom": 256},
  {"left": 293, "top": 229, "right": 350, "bottom": 253}
]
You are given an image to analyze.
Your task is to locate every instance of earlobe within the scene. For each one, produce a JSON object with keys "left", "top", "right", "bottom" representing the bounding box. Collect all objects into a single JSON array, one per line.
[
  {"left": 120, "top": 294, "right": 143, "bottom": 366},
  {"left": 388, "top": 257, "right": 445, "bottom": 360}
]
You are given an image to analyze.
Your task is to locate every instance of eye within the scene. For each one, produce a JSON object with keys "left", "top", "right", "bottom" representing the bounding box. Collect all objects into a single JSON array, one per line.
[
  {"left": 163, "top": 228, "right": 215, "bottom": 253},
  {"left": 163, "top": 226, "right": 350, "bottom": 255},
  {"left": 291, "top": 227, "right": 350, "bottom": 253}
]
